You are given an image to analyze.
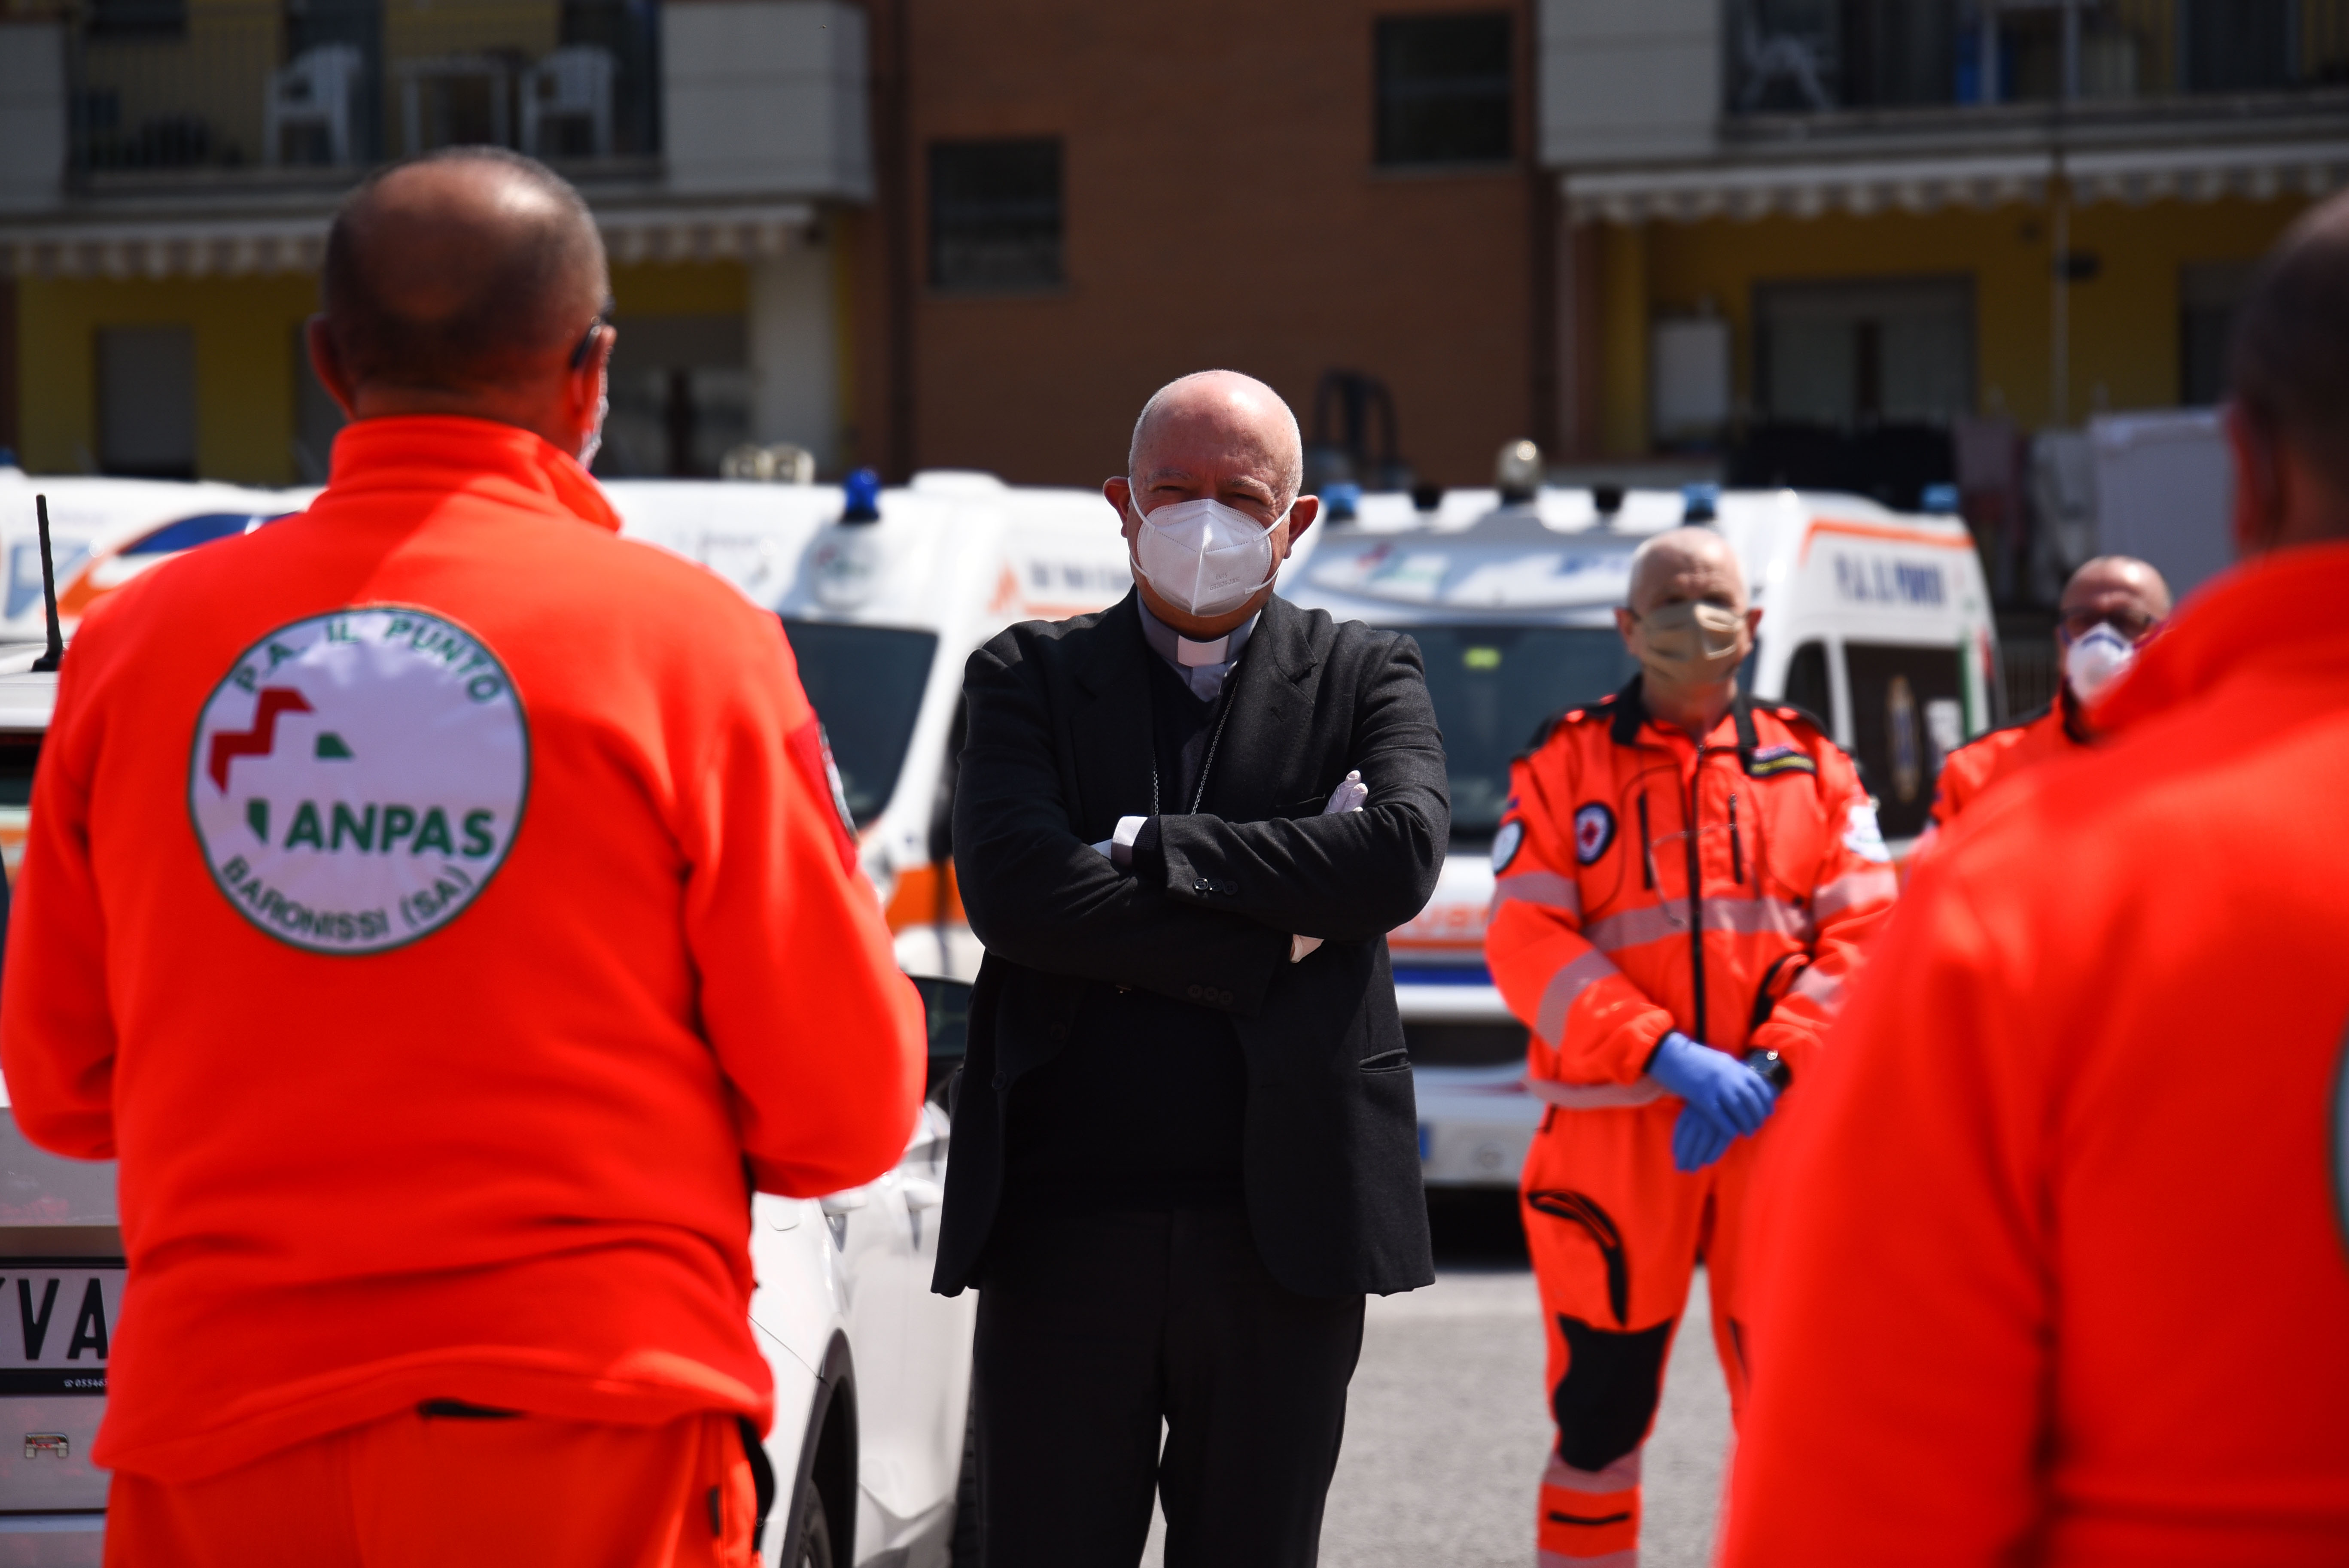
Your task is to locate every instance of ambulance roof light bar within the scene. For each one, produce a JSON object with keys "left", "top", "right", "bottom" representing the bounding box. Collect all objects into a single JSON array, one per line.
[{"left": 31, "top": 494, "right": 62, "bottom": 673}]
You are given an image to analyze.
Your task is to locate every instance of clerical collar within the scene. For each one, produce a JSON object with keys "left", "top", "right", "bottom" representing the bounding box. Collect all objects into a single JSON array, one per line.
[{"left": 1136, "top": 599, "right": 1258, "bottom": 701}]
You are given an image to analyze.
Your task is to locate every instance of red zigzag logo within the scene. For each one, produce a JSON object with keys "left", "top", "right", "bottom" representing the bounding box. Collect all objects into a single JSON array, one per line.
[{"left": 208, "top": 687, "right": 313, "bottom": 792}]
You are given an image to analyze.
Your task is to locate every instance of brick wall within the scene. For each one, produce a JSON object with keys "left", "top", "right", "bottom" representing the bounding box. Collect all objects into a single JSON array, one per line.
[{"left": 865, "top": 0, "right": 1545, "bottom": 488}]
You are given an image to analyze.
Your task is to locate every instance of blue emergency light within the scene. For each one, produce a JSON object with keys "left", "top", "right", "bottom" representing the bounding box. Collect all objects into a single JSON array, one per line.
[
  {"left": 842, "top": 468, "right": 882, "bottom": 524},
  {"left": 1322, "top": 483, "right": 1361, "bottom": 522},
  {"left": 1681, "top": 483, "right": 1720, "bottom": 524},
  {"left": 1921, "top": 483, "right": 1961, "bottom": 515}
]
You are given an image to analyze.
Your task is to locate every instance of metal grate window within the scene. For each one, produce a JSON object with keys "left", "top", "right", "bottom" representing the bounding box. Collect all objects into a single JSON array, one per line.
[
  {"left": 1374, "top": 14, "right": 1512, "bottom": 167},
  {"left": 928, "top": 139, "right": 1064, "bottom": 293}
]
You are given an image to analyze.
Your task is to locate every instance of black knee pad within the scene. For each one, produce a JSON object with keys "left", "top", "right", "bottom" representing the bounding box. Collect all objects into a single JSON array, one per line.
[{"left": 1551, "top": 1313, "right": 1674, "bottom": 1474}]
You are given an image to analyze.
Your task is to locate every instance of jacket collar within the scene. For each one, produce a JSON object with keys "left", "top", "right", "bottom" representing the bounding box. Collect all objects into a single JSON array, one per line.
[
  {"left": 2093, "top": 539, "right": 2349, "bottom": 735},
  {"left": 1080, "top": 589, "right": 1312, "bottom": 698},
  {"left": 1608, "top": 675, "right": 1757, "bottom": 761},
  {"left": 321, "top": 415, "right": 622, "bottom": 534},
  {"left": 1135, "top": 594, "right": 1260, "bottom": 701}
]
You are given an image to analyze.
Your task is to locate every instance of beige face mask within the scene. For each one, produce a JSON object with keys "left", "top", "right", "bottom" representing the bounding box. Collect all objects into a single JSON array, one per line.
[{"left": 1630, "top": 600, "right": 1748, "bottom": 686}]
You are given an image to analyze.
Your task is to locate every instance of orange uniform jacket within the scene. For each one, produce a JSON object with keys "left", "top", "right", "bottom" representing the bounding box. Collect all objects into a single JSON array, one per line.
[
  {"left": 1924, "top": 693, "right": 2085, "bottom": 832},
  {"left": 1488, "top": 686, "right": 1897, "bottom": 1092},
  {"left": 0, "top": 417, "right": 925, "bottom": 1483},
  {"left": 1722, "top": 541, "right": 2349, "bottom": 1566}
]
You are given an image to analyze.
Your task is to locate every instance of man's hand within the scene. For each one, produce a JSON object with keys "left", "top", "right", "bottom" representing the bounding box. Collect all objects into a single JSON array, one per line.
[
  {"left": 1287, "top": 772, "right": 1367, "bottom": 961},
  {"left": 1648, "top": 1032, "right": 1777, "bottom": 1171},
  {"left": 1672, "top": 1103, "right": 1735, "bottom": 1172}
]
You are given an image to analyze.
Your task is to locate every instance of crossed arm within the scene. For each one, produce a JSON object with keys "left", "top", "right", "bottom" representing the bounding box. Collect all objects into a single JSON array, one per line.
[{"left": 952, "top": 637, "right": 1448, "bottom": 1011}]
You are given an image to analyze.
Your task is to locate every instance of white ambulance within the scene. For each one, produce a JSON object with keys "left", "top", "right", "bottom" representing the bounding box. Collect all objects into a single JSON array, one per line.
[
  {"left": 606, "top": 470, "right": 1134, "bottom": 986},
  {"left": 1282, "top": 481, "right": 1999, "bottom": 1190}
]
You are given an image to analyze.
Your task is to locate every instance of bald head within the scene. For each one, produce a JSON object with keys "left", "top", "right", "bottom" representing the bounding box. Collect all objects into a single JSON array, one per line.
[
  {"left": 2060, "top": 554, "right": 2170, "bottom": 645},
  {"left": 1626, "top": 527, "right": 1749, "bottom": 616},
  {"left": 322, "top": 148, "right": 606, "bottom": 395},
  {"left": 1129, "top": 371, "right": 1305, "bottom": 512}
]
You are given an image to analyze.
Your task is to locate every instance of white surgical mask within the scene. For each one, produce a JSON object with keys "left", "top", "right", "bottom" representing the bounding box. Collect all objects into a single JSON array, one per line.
[
  {"left": 577, "top": 386, "right": 609, "bottom": 471},
  {"left": 2064, "top": 622, "right": 2136, "bottom": 703},
  {"left": 1128, "top": 486, "right": 1284, "bottom": 618}
]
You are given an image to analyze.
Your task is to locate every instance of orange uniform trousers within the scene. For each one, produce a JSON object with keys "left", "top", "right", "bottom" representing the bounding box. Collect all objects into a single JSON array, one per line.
[
  {"left": 105, "top": 1407, "right": 759, "bottom": 1567},
  {"left": 1523, "top": 1100, "right": 1762, "bottom": 1568}
]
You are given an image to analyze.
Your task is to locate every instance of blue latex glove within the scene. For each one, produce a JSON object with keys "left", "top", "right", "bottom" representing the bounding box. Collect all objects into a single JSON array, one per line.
[
  {"left": 1648, "top": 1031, "right": 1777, "bottom": 1139},
  {"left": 1671, "top": 1102, "right": 1735, "bottom": 1173}
]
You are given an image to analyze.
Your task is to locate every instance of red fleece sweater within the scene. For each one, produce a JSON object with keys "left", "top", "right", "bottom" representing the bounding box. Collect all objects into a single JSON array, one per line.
[{"left": 0, "top": 416, "right": 923, "bottom": 1482}]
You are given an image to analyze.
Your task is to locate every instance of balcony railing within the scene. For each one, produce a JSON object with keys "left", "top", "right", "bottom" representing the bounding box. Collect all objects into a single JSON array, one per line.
[
  {"left": 1727, "top": 0, "right": 2349, "bottom": 117},
  {"left": 67, "top": 0, "right": 660, "bottom": 182}
]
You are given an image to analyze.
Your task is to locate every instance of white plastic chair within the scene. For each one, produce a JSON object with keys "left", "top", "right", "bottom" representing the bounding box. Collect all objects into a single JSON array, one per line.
[
  {"left": 521, "top": 46, "right": 616, "bottom": 158},
  {"left": 264, "top": 43, "right": 365, "bottom": 166},
  {"left": 1737, "top": 18, "right": 1835, "bottom": 112}
]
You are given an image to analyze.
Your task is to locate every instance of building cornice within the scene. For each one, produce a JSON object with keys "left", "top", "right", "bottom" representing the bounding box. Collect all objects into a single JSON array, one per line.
[
  {"left": 1558, "top": 115, "right": 2349, "bottom": 224},
  {"left": 0, "top": 194, "right": 819, "bottom": 280}
]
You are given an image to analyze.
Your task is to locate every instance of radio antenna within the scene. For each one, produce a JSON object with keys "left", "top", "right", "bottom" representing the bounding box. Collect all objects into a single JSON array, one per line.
[{"left": 31, "top": 494, "right": 62, "bottom": 673}]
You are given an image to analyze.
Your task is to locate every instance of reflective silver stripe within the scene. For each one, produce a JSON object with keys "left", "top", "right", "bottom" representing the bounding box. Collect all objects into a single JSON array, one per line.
[
  {"left": 1543, "top": 1449, "right": 1643, "bottom": 1494},
  {"left": 1791, "top": 964, "right": 1845, "bottom": 1012},
  {"left": 1538, "top": 1552, "right": 1637, "bottom": 1568},
  {"left": 1815, "top": 866, "right": 1900, "bottom": 919},
  {"left": 1701, "top": 896, "right": 1812, "bottom": 940},
  {"left": 1582, "top": 896, "right": 1811, "bottom": 953},
  {"left": 1528, "top": 1076, "right": 1666, "bottom": 1109},
  {"left": 1492, "top": 869, "right": 1580, "bottom": 918},
  {"left": 1535, "top": 949, "right": 1623, "bottom": 1045},
  {"left": 1581, "top": 903, "right": 1686, "bottom": 953}
]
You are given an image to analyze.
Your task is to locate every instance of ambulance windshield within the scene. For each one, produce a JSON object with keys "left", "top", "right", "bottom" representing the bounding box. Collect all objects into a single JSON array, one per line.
[
  {"left": 1405, "top": 625, "right": 1637, "bottom": 844},
  {"left": 778, "top": 619, "right": 939, "bottom": 827}
]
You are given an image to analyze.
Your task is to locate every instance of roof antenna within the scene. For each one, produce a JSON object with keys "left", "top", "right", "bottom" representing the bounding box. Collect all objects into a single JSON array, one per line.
[{"left": 32, "top": 494, "right": 62, "bottom": 673}]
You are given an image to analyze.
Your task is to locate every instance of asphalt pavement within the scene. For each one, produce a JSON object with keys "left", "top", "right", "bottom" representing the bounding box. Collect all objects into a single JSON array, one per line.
[{"left": 1142, "top": 1192, "right": 1734, "bottom": 1568}]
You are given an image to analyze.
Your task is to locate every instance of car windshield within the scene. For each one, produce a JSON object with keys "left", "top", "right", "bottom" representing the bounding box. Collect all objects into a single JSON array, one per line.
[
  {"left": 1403, "top": 624, "right": 1638, "bottom": 842},
  {"left": 778, "top": 619, "right": 939, "bottom": 828}
]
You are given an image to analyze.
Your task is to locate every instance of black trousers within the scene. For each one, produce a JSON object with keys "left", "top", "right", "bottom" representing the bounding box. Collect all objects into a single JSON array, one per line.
[{"left": 971, "top": 1205, "right": 1366, "bottom": 1568}]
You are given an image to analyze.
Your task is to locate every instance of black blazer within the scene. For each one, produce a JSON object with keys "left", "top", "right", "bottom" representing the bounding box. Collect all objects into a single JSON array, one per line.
[{"left": 935, "top": 591, "right": 1448, "bottom": 1300}]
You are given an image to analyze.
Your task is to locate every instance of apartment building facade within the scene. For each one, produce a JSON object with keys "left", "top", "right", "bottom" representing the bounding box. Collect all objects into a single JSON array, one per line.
[
  {"left": 3, "top": 0, "right": 2341, "bottom": 502},
  {"left": 847, "top": 0, "right": 1553, "bottom": 490},
  {"left": 0, "top": 0, "right": 867, "bottom": 484},
  {"left": 1540, "top": 0, "right": 2346, "bottom": 463}
]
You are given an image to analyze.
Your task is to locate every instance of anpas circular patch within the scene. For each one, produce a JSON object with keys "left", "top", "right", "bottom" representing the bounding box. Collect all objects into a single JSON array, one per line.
[
  {"left": 1490, "top": 819, "right": 1524, "bottom": 875},
  {"left": 1573, "top": 802, "right": 1616, "bottom": 866},
  {"left": 188, "top": 608, "right": 529, "bottom": 955}
]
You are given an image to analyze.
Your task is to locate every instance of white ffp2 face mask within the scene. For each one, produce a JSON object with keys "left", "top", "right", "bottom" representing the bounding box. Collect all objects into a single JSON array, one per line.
[
  {"left": 577, "top": 382, "right": 610, "bottom": 471},
  {"left": 1128, "top": 487, "right": 1285, "bottom": 618},
  {"left": 2064, "top": 622, "right": 2136, "bottom": 703}
]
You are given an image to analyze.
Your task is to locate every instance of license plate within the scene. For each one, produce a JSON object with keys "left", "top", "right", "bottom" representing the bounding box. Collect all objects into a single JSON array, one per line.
[{"left": 0, "top": 1263, "right": 122, "bottom": 1397}]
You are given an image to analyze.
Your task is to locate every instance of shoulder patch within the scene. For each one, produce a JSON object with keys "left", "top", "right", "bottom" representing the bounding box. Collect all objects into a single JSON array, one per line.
[
  {"left": 1491, "top": 819, "right": 1525, "bottom": 874},
  {"left": 1572, "top": 802, "right": 1616, "bottom": 866},
  {"left": 1744, "top": 743, "right": 1819, "bottom": 780}
]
